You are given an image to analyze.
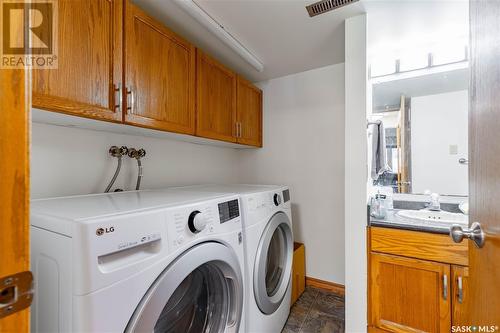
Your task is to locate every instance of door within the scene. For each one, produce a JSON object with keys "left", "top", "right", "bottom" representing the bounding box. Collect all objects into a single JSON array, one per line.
[
  {"left": 124, "top": 2, "right": 196, "bottom": 134},
  {"left": 465, "top": 0, "right": 500, "bottom": 325},
  {"left": 126, "top": 242, "right": 242, "bottom": 333},
  {"left": 369, "top": 253, "right": 451, "bottom": 332},
  {"left": 196, "top": 50, "right": 237, "bottom": 143},
  {"left": 32, "top": 0, "right": 122, "bottom": 122},
  {"left": 397, "top": 95, "right": 411, "bottom": 193},
  {"left": 0, "top": 27, "right": 31, "bottom": 331},
  {"left": 237, "top": 76, "right": 263, "bottom": 147},
  {"left": 254, "top": 212, "right": 293, "bottom": 314}
]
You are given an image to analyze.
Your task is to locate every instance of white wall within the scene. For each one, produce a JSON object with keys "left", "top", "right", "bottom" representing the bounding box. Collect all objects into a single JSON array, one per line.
[
  {"left": 345, "top": 14, "right": 368, "bottom": 333},
  {"left": 236, "top": 64, "right": 346, "bottom": 284},
  {"left": 411, "top": 90, "right": 468, "bottom": 195},
  {"left": 31, "top": 123, "right": 240, "bottom": 199}
]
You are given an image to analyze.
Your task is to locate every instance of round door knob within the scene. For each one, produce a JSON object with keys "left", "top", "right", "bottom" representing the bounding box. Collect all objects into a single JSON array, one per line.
[
  {"left": 449, "top": 222, "right": 485, "bottom": 248},
  {"left": 188, "top": 211, "right": 207, "bottom": 233},
  {"left": 273, "top": 193, "right": 281, "bottom": 206}
]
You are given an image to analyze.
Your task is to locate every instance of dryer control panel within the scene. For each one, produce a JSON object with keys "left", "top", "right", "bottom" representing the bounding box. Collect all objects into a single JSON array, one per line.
[
  {"left": 243, "top": 188, "right": 291, "bottom": 227},
  {"left": 166, "top": 196, "right": 242, "bottom": 251}
]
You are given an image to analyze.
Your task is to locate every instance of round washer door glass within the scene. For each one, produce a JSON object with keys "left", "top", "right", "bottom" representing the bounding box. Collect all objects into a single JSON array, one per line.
[
  {"left": 254, "top": 212, "right": 293, "bottom": 315},
  {"left": 154, "top": 263, "right": 227, "bottom": 333},
  {"left": 126, "top": 242, "right": 243, "bottom": 333}
]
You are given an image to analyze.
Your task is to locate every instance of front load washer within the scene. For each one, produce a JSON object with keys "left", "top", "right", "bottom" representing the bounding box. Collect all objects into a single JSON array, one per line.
[
  {"left": 30, "top": 189, "right": 246, "bottom": 333},
  {"left": 170, "top": 185, "right": 294, "bottom": 333}
]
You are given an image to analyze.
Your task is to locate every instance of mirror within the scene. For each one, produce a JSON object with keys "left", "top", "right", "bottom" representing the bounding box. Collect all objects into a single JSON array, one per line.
[{"left": 368, "top": 62, "right": 469, "bottom": 196}]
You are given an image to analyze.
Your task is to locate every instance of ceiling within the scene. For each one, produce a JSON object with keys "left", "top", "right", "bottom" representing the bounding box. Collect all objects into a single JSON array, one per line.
[
  {"left": 132, "top": 0, "right": 469, "bottom": 83},
  {"left": 372, "top": 66, "right": 469, "bottom": 109},
  {"left": 133, "top": 0, "right": 364, "bottom": 82},
  {"left": 365, "top": 0, "right": 469, "bottom": 59}
]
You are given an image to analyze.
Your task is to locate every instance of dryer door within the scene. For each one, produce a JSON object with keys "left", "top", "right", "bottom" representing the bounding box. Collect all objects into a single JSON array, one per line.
[
  {"left": 254, "top": 212, "right": 293, "bottom": 314},
  {"left": 126, "top": 242, "right": 243, "bottom": 333}
]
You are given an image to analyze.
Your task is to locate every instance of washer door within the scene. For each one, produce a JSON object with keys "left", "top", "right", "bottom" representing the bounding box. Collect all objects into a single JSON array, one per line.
[
  {"left": 254, "top": 212, "right": 293, "bottom": 315},
  {"left": 126, "top": 242, "right": 243, "bottom": 333}
]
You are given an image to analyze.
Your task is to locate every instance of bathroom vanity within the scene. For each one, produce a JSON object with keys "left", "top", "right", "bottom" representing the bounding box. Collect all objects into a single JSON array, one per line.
[{"left": 367, "top": 202, "right": 469, "bottom": 332}]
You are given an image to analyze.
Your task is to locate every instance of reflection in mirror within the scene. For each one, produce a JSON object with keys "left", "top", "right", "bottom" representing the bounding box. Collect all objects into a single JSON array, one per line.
[{"left": 368, "top": 59, "right": 469, "bottom": 196}]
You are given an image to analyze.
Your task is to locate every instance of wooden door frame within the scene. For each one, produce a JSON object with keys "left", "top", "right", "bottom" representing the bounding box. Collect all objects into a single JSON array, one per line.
[{"left": 0, "top": 53, "right": 31, "bottom": 331}]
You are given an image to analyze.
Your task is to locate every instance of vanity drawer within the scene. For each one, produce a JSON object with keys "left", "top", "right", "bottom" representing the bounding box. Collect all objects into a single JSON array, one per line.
[{"left": 369, "top": 227, "right": 469, "bottom": 266}]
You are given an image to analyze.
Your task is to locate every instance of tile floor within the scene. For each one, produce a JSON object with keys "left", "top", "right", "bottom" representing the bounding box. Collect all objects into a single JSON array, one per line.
[{"left": 282, "top": 286, "right": 345, "bottom": 333}]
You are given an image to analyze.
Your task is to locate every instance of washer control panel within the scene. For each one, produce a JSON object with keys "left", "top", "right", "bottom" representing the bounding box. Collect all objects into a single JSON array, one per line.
[
  {"left": 188, "top": 210, "right": 208, "bottom": 233},
  {"left": 166, "top": 196, "right": 242, "bottom": 251},
  {"left": 218, "top": 199, "right": 240, "bottom": 223},
  {"left": 273, "top": 193, "right": 282, "bottom": 206}
]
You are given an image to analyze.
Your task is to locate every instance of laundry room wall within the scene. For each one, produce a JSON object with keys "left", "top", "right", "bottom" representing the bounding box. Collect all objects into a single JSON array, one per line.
[
  {"left": 31, "top": 122, "right": 240, "bottom": 199},
  {"left": 236, "top": 64, "right": 346, "bottom": 285}
]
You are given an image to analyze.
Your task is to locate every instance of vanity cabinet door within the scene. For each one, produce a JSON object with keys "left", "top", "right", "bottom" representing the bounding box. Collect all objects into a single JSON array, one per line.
[
  {"left": 124, "top": 2, "right": 196, "bottom": 134},
  {"left": 33, "top": 0, "right": 123, "bottom": 122},
  {"left": 369, "top": 253, "right": 451, "bottom": 333}
]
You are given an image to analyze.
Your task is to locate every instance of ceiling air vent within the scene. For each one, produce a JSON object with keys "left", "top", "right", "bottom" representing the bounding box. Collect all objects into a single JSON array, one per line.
[{"left": 306, "top": 0, "right": 359, "bottom": 17}]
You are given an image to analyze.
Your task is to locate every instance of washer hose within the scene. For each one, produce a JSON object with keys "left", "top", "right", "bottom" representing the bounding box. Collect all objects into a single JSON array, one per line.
[
  {"left": 135, "top": 158, "right": 143, "bottom": 190},
  {"left": 105, "top": 156, "right": 122, "bottom": 193}
]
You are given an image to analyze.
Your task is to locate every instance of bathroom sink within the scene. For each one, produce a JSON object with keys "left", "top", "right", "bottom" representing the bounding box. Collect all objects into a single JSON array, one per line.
[{"left": 396, "top": 209, "right": 468, "bottom": 225}]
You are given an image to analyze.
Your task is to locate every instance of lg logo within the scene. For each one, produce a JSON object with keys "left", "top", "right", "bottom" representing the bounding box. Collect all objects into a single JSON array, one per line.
[{"left": 96, "top": 227, "right": 115, "bottom": 236}]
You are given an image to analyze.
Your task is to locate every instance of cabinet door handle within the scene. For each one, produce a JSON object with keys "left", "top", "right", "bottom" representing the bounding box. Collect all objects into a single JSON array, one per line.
[
  {"left": 126, "top": 88, "right": 135, "bottom": 114},
  {"left": 457, "top": 276, "right": 463, "bottom": 303},
  {"left": 113, "top": 84, "right": 121, "bottom": 111},
  {"left": 443, "top": 274, "right": 448, "bottom": 300},
  {"left": 238, "top": 122, "right": 242, "bottom": 138}
]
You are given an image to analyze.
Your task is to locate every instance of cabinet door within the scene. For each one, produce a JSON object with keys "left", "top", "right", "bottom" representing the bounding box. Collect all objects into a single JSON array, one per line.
[
  {"left": 196, "top": 50, "right": 237, "bottom": 143},
  {"left": 33, "top": 0, "right": 122, "bottom": 122},
  {"left": 124, "top": 3, "right": 196, "bottom": 134},
  {"left": 369, "top": 253, "right": 451, "bottom": 333},
  {"left": 237, "top": 76, "right": 262, "bottom": 147},
  {"left": 451, "top": 266, "right": 469, "bottom": 326}
]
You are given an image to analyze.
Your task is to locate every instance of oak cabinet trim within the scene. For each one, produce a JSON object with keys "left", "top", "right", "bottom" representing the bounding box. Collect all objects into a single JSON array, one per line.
[
  {"left": 195, "top": 49, "right": 238, "bottom": 143},
  {"left": 33, "top": 0, "right": 123, "bottom": 122},
  {"left": 370, "top": 226, "right": 469, "bottom": 266},
  {"left": 124, "top": 2, "right": 196, "bottom": 135},
  {"left": 236, "top": 75, "right": 263, "bottom": 147}
]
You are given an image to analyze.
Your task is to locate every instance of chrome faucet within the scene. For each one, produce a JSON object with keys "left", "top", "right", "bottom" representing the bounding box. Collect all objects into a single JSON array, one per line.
[{"left": 427, "top": 193, "right": 441, "bottom": 211}]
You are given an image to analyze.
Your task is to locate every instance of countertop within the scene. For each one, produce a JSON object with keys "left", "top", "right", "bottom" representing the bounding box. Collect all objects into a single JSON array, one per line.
[{"left": 369, "top": 208, "right": 468, "bottom": 235}]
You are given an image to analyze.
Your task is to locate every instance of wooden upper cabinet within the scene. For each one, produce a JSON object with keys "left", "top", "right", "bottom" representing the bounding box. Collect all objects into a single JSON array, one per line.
[
  {"left": 237, "top": 76, "right": 262, "bottom": 147},
  {"left": 33, "top": 0, "right": 122, "bottom": 122},
  {"left": 124, "top": 3, "right": 196, "bottom": 134},
  {"left": 369, "top": 253, "right": 451, "bottom": 333},
  {"left": 32, "top": 0, "right": 261, "bottom": 146},
  {"left": 196, "top": 50, "right": 237, "bottom": 143}
]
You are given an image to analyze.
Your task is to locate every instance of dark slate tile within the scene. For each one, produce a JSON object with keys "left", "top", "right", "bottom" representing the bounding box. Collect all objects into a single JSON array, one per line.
[
  {"left": 312, "top": 292, "right": 345, "bottom": 320},
  {"left": 282, "top": 286, "right": 345, "bottom": 333},
  {"left": 283, "top": 301, "right": 310, "bottom": 332},
  {"left": 281, "top": 328, "right": 298, "bottom": 333},
  {"left": 294, "top": 286, "right": 319, "bottom": 308},
  {"left": 300, "top": 309, "right": 345, "bottom": 333}
]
